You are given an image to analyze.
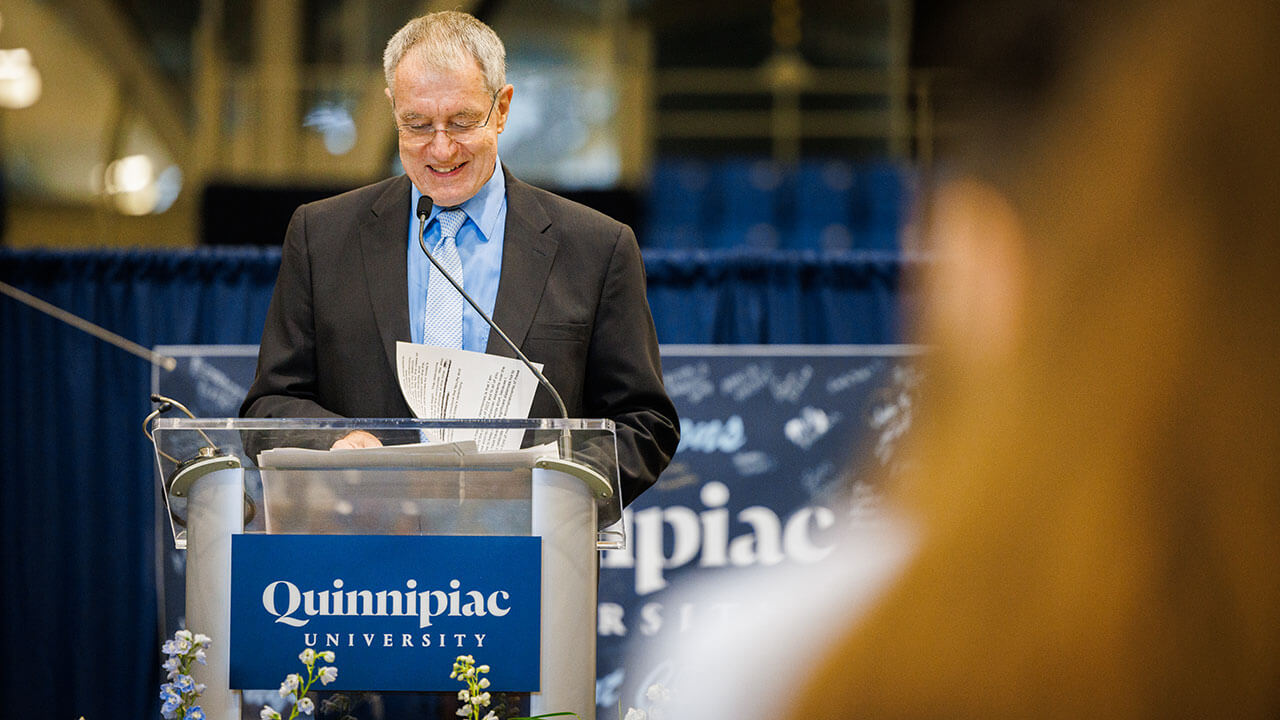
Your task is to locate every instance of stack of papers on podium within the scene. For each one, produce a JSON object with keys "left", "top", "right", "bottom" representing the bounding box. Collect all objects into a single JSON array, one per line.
[{"left": 258, "top": 441, "right": 559, "bottom": 469}]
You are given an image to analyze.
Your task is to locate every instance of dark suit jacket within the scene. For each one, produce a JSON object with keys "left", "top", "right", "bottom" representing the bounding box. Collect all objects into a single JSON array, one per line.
[{"left": 240, "top": 170, "right": 679, "bottom": 506}]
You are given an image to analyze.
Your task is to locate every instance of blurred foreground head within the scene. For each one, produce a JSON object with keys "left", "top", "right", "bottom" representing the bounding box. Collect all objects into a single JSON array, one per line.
[{"left": 794, "top": 0, "right": 1280, "bottom": 717}]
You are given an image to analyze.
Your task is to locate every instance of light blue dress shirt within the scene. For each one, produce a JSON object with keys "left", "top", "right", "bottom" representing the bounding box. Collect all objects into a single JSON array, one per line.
[{"left": 407, "top": 161, "right": 507, "bottom": 352}]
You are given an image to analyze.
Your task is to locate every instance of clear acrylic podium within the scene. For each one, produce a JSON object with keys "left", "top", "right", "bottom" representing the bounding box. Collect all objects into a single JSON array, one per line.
[{"left": 149, "top": 417, "right": 623, "bottom": 720}]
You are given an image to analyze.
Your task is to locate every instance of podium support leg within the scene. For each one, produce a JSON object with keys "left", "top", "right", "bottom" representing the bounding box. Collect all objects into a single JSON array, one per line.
[
  {"left": 531, "top": 466, "right": 599, "bottom": 720},
  {"left": 185, "top": 466, "right": 245, "bottom": 720}
]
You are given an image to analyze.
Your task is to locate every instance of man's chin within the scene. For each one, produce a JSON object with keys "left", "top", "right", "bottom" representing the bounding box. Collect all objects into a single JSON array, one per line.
[{"left": 420, "top": 180, "right": 471, "bottom": 207}]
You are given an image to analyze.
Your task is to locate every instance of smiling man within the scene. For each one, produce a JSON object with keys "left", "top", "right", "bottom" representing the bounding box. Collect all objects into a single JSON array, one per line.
[{"left": 241, "top": 11, "right": 679, "bottom": 507}]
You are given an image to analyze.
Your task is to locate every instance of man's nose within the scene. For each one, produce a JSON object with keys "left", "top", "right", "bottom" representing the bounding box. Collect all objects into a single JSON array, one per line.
[{"left": 426, "top": 129, "right": 458, "bottom": 155}]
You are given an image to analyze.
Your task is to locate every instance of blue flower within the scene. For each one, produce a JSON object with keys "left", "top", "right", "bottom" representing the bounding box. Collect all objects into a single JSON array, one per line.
[
  {"left": 160, "top": 691, "right": 182, "bottom": 719},
  {"left": 174, "top": 674, "right": 196, "bottom": 694},
  {"left": 184, "top": 706, "right": 206, "bottom": 720},
  {"left": 162, "top": 640, "right": 178, "bottom": 656}
]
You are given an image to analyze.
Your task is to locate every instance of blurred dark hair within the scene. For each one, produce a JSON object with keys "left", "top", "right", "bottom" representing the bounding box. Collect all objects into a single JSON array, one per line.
[
  {"left": 912, "top": 1, "right": 1123, "bottom": 182},
  {"left": 787, "top": 0, "right": 1280, "bottom": 717}
]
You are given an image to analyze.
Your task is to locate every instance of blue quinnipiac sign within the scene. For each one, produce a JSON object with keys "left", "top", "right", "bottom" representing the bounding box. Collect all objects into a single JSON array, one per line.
[{"left": 230, "top": 534, "right": 541, "bottom": 691}]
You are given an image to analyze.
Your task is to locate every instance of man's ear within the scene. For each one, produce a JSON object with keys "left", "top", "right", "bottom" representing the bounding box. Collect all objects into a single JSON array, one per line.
[
  {"left": 494, "top": 84, "right": 514, "bottom": 133},
  {"left": 923, "top": 178, "right": 1029, "bottom": 370}
]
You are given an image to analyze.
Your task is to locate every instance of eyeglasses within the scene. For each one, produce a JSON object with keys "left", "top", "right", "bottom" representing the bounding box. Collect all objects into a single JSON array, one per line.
[{"left": 395, "top": 89, "right": 500, "bottom": 144}]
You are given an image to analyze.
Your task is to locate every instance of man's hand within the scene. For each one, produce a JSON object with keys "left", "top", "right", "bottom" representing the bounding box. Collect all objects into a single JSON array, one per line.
[{"left": 331, "top": 430, "right": 383, "bottom": 449}]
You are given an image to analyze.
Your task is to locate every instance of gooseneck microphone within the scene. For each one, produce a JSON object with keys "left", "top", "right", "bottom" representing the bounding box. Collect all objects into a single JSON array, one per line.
[{"left": 415, "top": 195, "right": 574, "bottom": 461}]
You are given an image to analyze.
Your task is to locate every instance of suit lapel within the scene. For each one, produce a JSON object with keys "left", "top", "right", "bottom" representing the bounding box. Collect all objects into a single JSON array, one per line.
[
  {"left": 360, "top": 175, "right": 413, "bottom": 376},
  {"left": 488, "top": 169, "right": 558, "bottom": 355}
]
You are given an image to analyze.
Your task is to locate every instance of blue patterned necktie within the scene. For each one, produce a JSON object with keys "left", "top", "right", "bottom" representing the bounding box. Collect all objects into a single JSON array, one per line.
[{"left": 422, "top": 208, "right": 467, "bottom": 348}]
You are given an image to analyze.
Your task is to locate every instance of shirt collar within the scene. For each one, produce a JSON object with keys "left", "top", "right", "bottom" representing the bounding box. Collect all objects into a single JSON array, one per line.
[{"left": 409, "top": 158, "right": 506, "bottom": 242}]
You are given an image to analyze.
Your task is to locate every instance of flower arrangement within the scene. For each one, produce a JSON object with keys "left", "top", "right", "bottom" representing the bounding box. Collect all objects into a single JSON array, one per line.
[
  {"left": 156, "top": 631, "right": 338, "bottom": 720},
  {"left": 451, "top": 655, "right": 579, "bottom": 720},
  {"left": 160, "top": 630, "right": 212, "bottom": 720},
  {"left": 451, "top": 655, "right": 497, "bottom": 720},
  {"left": 260, "top": 648, "right": 339, "bottom": 719}
]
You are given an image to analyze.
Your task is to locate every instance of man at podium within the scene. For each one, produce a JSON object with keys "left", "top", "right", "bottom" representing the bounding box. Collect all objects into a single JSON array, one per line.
[{"left": 241, "top": 10, "right": 678, "bottom": 507}]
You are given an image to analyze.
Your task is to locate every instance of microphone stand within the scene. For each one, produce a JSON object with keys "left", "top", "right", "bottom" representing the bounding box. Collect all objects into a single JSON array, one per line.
[{"left": 416, "top": 198, "right": 575, "bottom": 463}]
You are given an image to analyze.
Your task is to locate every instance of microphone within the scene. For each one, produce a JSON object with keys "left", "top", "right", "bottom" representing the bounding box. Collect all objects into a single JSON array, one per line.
[
  {"left": 415, "top": 195, "right": 575, "bottom": 462},
  {"left": 143, "top": 393, "right": 256, "bottom": 524}
]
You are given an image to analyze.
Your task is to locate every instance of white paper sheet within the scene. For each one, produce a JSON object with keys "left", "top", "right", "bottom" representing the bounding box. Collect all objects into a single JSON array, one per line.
[
  {"left": 395, "top": 341, "right": 542, "bottom": 451},
  {"left": 257, "top": 440, "right": 559, "bottom": 469}
]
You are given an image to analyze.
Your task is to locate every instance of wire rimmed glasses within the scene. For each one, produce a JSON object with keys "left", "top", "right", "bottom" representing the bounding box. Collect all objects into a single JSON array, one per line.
[{"left": 395, "top": 89, "right": 501, "bottom": 145}]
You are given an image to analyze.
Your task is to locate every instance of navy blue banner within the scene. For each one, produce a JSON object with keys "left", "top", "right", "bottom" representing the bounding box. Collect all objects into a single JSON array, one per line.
[
  {"left": 229, "top": 534, "right": 541, "bottom": 692},
  {"left": 595, "top": 346, "right": 919, "bottom": 712}
]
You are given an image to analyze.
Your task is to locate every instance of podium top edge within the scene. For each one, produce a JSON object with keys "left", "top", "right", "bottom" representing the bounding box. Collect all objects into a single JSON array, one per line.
[{"left": 151, "top": 417, "right": 617, "bottom": 431}]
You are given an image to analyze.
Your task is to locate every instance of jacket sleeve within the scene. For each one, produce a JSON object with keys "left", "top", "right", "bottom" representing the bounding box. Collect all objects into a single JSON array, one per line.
[
  {"left": 583, "top": 223, "right": 680, "bottom": 507},
  {"left": 241, "top": 203, "right": 342, "bottom": 421}
]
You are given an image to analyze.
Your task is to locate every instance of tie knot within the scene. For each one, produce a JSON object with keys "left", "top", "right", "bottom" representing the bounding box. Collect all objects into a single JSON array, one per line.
[{"left": 436, "top": 209, "right": 467, "bottom": 242}]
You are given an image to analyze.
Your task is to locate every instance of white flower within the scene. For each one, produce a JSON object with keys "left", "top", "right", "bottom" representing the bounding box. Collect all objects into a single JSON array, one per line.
[
  {"left": 318, "top": 666, "right": 338, "bottom": 685},
  {"left": 646, "top": 683, "right": 671, "bottom": 703},
  {"left": 455, "top": 708, "right": 470, "bottom": 718},
  {"left": 297, "top": 697, "right": 315, "bottom": 715},
  {"left": 478, "top": 678, "right": 490, "bottom": 689},
  {"left": 477, "top": 664, "right": 490, "bottom": 674},
  {"left": 194, "top": 649, "right": 208, "bottom": 664},
  {"left": 319, "top": 651, "right": 335, "bottom": 663},
  {"left": 298, "top": 648, "right": 316, "bottom": 665},
  {"left": 482, "top": 713, "right": 498, "bottom": 720},
  {"left": 278, "top": 673, "right": 301, "bottom": 698},
  {"left": 193, "top": 633, "right": 212, "bottom": 647},
  {"left": 457, "top": 689, "right": 471, "bottom": 703},
  {"left": 624, "top": 709, "right": 647, "bottom": 720},
  {"left": 259, "top": 708, "right": 281, "bottom": 720}
]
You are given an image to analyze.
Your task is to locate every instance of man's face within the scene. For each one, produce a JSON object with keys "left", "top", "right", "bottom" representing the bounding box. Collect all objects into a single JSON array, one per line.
[{"left": 389, "top": 50, "right": 512, "bottom": 208}]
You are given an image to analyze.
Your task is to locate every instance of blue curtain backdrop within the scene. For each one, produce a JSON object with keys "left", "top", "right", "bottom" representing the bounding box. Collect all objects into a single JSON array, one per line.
[{"left": 0, "top": 246, "right": 908, "bottom": 720}]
